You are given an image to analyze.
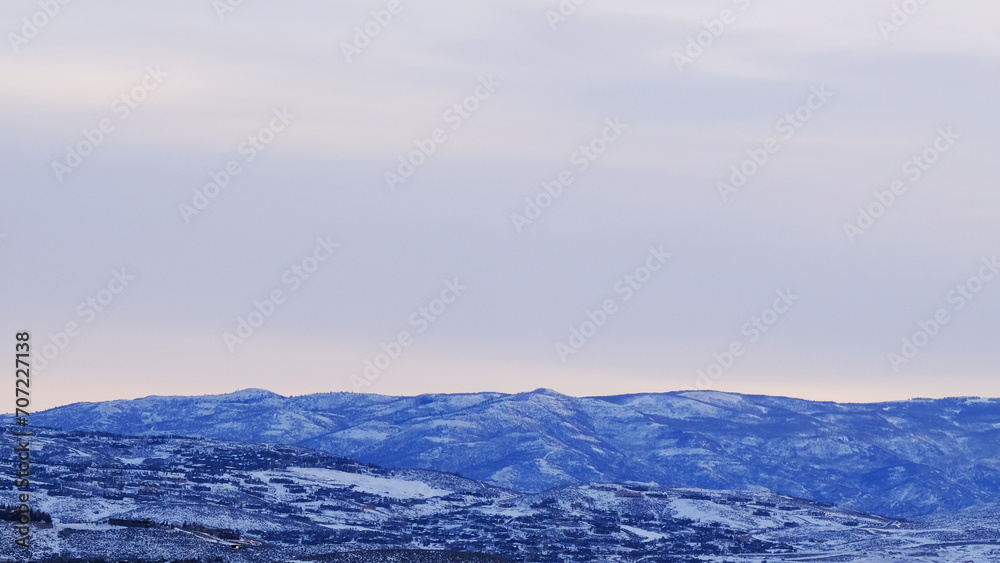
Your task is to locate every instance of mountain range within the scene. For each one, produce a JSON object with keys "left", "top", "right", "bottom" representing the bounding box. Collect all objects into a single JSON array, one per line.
[
  {"left": 34, "top": 388, "right": 1000, "bottom": 518},
  {"left": 6, "top": 425, "right": 1000, "bottom": 562}
]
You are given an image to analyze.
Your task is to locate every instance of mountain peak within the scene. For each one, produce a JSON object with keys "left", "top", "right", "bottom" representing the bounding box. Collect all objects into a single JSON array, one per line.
[{"left": 225, "top": 388, "right": 284, "bottom": 401}]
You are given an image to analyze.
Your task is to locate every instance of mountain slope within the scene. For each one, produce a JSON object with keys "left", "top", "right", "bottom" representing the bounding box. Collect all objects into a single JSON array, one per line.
[
  {"left": 34, "top": 388, "right": 1000, "bottom": 517},
  {"left": 8, "top": 426, "right": 1000, "bottom": 562}
]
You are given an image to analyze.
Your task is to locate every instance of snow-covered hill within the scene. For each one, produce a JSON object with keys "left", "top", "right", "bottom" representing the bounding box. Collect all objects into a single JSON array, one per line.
[
  {"left": 4, "top": 427, "right": 998, "bottom": 562},
  {"left": 34, "top": 388, "right": 1000, "bottom": 517}
]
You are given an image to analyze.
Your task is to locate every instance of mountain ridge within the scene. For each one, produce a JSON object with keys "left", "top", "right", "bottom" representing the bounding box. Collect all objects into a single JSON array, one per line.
[
  {"left": 45, "top": 386, "right": 998, "bottom": 409},
  {"left": 34, "top": 388, "right": 1000, "bottom": 517},
  {"left": 15, "top": 425, "right": 987, "bottom": 562}
]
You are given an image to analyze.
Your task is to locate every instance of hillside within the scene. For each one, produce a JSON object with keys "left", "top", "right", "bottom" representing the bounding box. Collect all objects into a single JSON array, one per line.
[
  {"left": 5, "top": 427, "right": 1000, "bottom": 562},
  {"left": 34, "top": 388, "right": 1000, "bottom": 517}
]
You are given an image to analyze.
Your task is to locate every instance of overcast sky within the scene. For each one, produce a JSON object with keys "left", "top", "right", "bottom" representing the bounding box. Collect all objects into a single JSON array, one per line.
[{"left": 2, "top": 0, "right": 999, "bottom": 410}]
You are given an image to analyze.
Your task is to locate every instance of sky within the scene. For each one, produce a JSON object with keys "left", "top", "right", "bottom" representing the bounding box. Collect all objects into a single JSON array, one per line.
[{"left": 2, "top": 0, "right": 999, "bottom": 410}]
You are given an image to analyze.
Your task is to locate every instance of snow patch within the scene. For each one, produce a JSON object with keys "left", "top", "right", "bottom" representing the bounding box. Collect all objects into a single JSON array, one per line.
[
  {"left": 621, "top": 524, "right": 664, "bottom": 542},
  {"left": 285, "top": 468, "right": 451, "bottom": 499}
]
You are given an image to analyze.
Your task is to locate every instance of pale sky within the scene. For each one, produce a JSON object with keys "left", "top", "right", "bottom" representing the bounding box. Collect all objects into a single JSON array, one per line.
[{"left": 2, "top": 0, "right": 999, "bottom": 410}]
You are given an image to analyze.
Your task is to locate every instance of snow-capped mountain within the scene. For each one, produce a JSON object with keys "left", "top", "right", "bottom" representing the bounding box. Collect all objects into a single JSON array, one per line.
[
  {"left": 34, "top": 388, "right": 1000, "bottom": 517},
  {"left": 5, "top": 426, "right": 999, "bottom": 562}
]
